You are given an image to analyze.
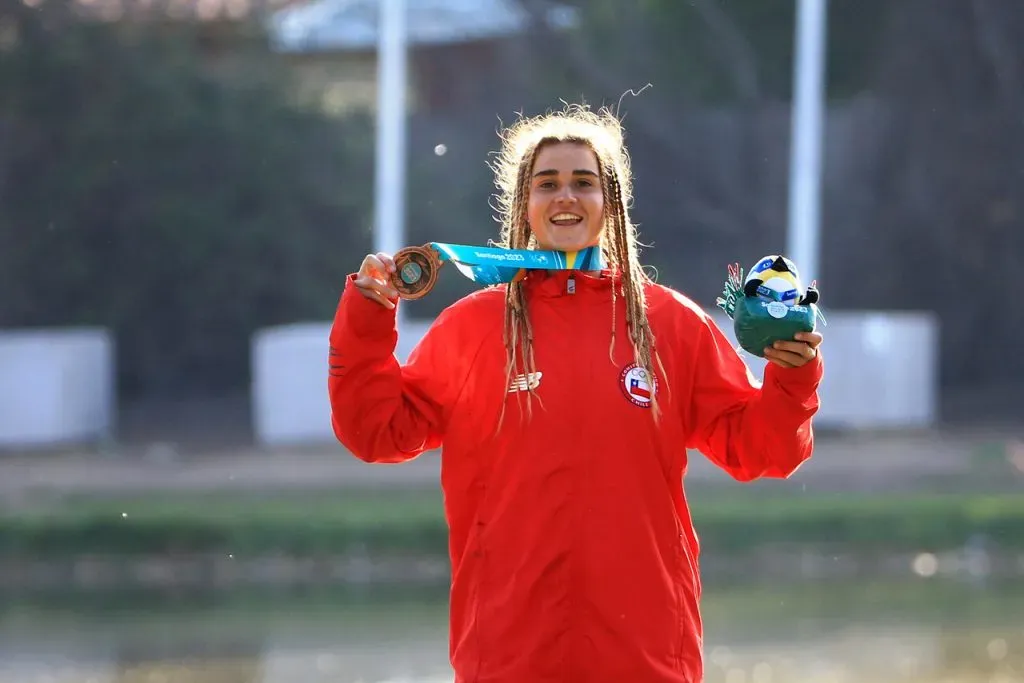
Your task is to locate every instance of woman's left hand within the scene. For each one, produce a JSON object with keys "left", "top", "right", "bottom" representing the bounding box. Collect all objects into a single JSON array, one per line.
[{"left": 764, "top": 332, "right": 823, "bottom": 369}]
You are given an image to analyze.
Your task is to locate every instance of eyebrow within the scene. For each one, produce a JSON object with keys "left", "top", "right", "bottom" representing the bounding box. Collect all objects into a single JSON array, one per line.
[{"left": 532, "top": 168, "right": 600, "bottom": 178}]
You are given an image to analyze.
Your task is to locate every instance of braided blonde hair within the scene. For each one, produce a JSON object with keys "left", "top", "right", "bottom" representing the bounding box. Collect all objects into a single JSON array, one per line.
[{"left": 489, "top": 104, "right": 666, "bottom": 426}]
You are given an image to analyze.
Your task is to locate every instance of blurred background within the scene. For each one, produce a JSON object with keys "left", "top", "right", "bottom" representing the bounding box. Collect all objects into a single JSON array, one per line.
[{"left": 1, "top": 0, "right": 1023, "bottom": 681}]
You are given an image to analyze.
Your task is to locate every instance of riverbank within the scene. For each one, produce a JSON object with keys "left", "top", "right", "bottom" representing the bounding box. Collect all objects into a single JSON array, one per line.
[
  {"left": 2, "top": 426, "right": 1022, "bottom": 590},
  {"left": 8, "top": 488, "right": 1024, "bottom": 557},
  {"left": 2, "top": 488, "right": 1022, "bottom": 590}
]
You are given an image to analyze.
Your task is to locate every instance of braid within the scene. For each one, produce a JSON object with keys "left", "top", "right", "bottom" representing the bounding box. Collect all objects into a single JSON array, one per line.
[
  {"left": 600, "top": 156, "right": 665, "bottom": 420},
  {"left": 496, "top": 149, "right": 542, "bottom": 432},
  {"left": 604, "top": 163, "right": 621, "bottom": 363},
  {"left": 491, "top": 103, "right": 667, "bottom": 429}
]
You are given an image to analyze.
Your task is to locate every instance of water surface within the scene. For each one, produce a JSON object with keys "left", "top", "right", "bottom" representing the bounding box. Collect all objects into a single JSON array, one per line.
[{"left": 1, "top": 577, "right": 1021, "bottom": 683}]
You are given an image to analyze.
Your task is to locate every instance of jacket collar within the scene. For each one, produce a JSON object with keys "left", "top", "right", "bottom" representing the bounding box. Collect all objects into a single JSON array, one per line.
[{"left": 519, "top": 268, "right": 621, "bottom": 299}]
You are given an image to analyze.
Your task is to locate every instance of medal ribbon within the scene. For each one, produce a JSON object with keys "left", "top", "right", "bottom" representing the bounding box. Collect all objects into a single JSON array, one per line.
[{"left": 428, "top": 243, "right": 606, "bottom": 285}]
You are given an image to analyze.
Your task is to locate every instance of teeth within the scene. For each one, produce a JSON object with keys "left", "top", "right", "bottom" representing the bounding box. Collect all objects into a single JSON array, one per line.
[{"left": 551, "top": 213, "right": 582, "bottom": 222}]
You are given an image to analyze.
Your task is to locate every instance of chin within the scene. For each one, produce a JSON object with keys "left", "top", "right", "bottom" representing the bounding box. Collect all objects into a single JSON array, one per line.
[
  {"left": 542, "top": 240, "right": 588, "bottom": 252},
  {"left": 541, "top": 229, "right": 599, "bottom": 253}
]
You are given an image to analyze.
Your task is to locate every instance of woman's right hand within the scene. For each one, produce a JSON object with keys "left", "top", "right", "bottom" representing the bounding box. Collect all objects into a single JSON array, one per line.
[{"left": 354, "top": 252, "right": 399, "bottom": 309}]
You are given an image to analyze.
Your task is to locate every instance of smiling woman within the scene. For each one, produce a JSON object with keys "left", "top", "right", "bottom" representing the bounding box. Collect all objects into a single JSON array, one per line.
[
  {"left": 328, "top": 102, "right": 826, "bottom": 683},
  {"left": 489, "top": 106, "right": 663, "bottom": 423}
]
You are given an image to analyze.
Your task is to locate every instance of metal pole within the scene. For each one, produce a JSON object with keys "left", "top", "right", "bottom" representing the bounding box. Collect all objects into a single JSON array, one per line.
[
  {"left": 374, "top": 0, "right": 408, "bottom": 320},
  {"left": 785, "top": 0, "right": 828, "bottom": 284}
]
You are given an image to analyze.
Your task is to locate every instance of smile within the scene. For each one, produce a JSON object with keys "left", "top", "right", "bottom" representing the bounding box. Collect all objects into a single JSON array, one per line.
[{"left": 550, "top": 213, "right": 583, "bottom": 226}]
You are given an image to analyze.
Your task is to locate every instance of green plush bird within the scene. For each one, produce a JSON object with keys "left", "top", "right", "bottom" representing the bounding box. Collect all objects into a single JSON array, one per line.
[{"left": 715, "top": 255, "right": 823, "bottom": 358}]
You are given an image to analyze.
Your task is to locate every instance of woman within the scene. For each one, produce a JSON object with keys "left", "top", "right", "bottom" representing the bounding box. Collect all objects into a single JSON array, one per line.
[{"left": 329, "top": 104, "right": 823, "bottom": 683}]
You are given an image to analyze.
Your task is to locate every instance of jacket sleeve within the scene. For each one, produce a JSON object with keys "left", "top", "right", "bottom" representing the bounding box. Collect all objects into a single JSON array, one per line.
[
  {"left": 683, "top": 314, "right": 823, "bottom": 481},
  {"left": 328, "top": 274, "right": 463, "bottom": 464}
]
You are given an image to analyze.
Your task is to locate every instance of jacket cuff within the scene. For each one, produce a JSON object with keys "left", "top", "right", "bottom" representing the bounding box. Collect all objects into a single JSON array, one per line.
[
  {"left": 764, "top": 348, "right": 824, "bottom": 390},
  {"left": 333, "top": 273, "right": 398, "bottom": 341}
]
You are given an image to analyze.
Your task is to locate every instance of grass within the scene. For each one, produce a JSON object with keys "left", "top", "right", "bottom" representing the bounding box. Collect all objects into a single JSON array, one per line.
[
  {"left": 37, "top": 488, "right": 448, "bottom": 525},
  {"left": 2, "top": 487, "right": 1023, "bottom": 559},
  {"left": 0, "top": 489, "right": 448, "bottom": 557},
  {"left": 689, "top": 490, "right": 1024, "bottom": 551}
]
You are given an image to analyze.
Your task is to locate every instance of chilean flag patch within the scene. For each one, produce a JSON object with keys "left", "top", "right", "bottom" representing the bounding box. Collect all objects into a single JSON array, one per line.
[{"left": 620, "top": 362, "right": 657, "bottom": 408}]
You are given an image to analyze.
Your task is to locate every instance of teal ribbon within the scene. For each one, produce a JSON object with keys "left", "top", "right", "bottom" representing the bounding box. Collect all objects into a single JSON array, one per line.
[{"left": 429, "top": 243, "right": 605, "bottom": 285}]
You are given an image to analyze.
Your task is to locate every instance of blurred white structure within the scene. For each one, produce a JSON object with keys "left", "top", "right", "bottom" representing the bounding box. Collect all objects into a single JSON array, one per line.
[
  {"left": 710, "top": 310, "right": 939, "bottom": 430},
  {"left": 251, "top": 310, "right": 938, "bottom": 445},
  {"left": 251, "top": 319, "right": 430, "bottom": 446},
  {"left": 252, "top": 323, "right": 335, "bottom": 446},
  {"left": 267, "top": 0, "right": 578, "bottom": 52},
  {"left": 786, "top": 0, "right": 829, "bottom": 283},
  {"left": 0, "top": 328, "right": 115, "bottom": 449}
]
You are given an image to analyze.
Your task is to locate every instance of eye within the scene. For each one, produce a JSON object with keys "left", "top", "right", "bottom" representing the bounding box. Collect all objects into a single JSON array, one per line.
[
  {"left": 576, "top": 179, "right": 594, "bottom": 187},
  {"left": 538, "top": 181, "right": 556, "bottom": 189}
]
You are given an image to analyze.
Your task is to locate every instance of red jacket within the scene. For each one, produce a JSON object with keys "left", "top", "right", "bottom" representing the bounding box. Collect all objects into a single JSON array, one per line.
[{"left": 329, "top": 268, "right": 822, "bottom": 683}]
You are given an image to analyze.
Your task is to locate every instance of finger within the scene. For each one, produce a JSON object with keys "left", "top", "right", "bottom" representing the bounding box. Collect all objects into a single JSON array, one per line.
[
  {"left": 353, "top": 274, "right": 399, "bottom": 303},
  {"left": 772, "top": 340, "right": 817, "bottom": 359},
  {"left": 771, "top": 346, "right": 812, "bottom": 365},
  {"left": 794, "top": 331, "right": 823, "bottom": 347},
  {"left": 357, "top": 286, "right": 396, "bottom": 309},
  {"left": 354, "top": 273, "right": 398, "bottom": 298},
  {"left": 357, "top": 256, "right": 400, "bottom": 295},
  {"left": 375, "top": 252, "right": 397, "bottom": 274},
  {"left": 763, "top": 347, "right": 801, "bottom": 368},
  {"left": 360, "top": 254, "right": 387, "bottom": 279}
]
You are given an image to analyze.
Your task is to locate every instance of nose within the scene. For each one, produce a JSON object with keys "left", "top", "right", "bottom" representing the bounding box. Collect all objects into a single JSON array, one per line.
[{"left": 555, "top": 186, "right": 578, "bottom": 202}]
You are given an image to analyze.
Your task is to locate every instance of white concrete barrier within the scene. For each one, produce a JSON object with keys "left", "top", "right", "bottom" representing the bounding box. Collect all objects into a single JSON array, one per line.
[
  {"left": 251, "top": 318, "right": 436, "bottom": 447},
  {"left": 710, "top": 310, "right": 939, "bottom": 429},
  {"left": 251, "top": 322, "right": 333, "bottom": 447},
  {"left": 0, "top": 328, "right": 115, "bottom": 449},
  {"left": 252, "top": 310, "right": 938, "bottom": 445}
]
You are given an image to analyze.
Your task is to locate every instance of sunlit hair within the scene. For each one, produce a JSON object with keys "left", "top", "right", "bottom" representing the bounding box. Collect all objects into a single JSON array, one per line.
[{"left": 488, "top": 103, "right": 665, "bottom": 426}]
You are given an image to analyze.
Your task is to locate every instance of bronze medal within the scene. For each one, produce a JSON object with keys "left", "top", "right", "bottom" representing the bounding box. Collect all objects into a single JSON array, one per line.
[{"left": 391, "top": 244, "right": 442, "bottom": 300}]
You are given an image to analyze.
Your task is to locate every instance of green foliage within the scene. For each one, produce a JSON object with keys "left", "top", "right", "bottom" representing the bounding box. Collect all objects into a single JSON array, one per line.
[
  {"left": 3, "top": 490, "right": 1022, "bottom": 560},
  {"left": 0, "top": 490, "right": 448, "bottom": 557},
  {"left": 0, "top": 3, "right": 373, "bottom": 397}
]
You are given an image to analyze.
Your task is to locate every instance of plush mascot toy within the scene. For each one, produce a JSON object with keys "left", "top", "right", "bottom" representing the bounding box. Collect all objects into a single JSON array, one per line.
[{"left": 716, "top": 255, "right": 823, "bottom": 358}]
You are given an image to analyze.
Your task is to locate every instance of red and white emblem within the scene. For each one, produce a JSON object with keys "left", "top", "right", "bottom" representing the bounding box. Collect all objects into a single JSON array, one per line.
[{"left": 619, "top": 362, "right": 657, "bottom": 408}]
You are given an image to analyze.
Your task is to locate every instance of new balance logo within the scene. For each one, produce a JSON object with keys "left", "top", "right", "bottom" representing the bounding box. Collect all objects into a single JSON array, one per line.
[{"left": 508, "top": 372, "right": 543, "bottom": 393}]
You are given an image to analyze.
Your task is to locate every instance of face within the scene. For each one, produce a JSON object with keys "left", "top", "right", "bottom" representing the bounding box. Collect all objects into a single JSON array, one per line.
[{"left": 526, "top": 142, "right": 605, "bottom": 252}]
